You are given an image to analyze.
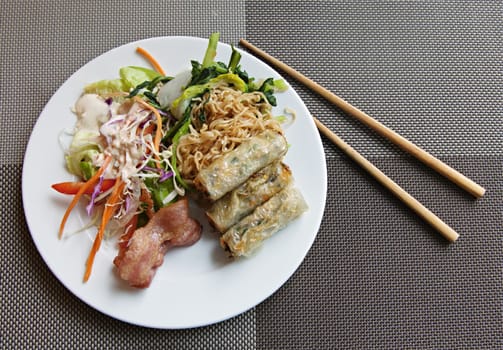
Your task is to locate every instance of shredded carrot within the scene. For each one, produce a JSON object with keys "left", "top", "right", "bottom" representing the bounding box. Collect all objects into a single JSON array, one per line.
[
  {"left": 136, "top": 47, "right": 166, "bottom": 76},
  {"left": 83, "top": 178, "right": 125, "bottom": 282},
  {"left": 58, "top": 156, "right": 112, "bottom": 239},
  {"left": 134, "top": 97, "right": 163, "bottom": 168}
]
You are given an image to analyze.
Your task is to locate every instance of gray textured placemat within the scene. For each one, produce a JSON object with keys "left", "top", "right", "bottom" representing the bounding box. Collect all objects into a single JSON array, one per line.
[
  {"left": 246, "top": 0, "right": 501, "bottom": 158},
  {"left": 257, "top": 156, "right": 502, "bottom": 349},
  {"left": 246, "top": 1, "right": 502, "bottom": 348},
  {"left": 2, "top": 1, "right": 501, "bottom": 349}
]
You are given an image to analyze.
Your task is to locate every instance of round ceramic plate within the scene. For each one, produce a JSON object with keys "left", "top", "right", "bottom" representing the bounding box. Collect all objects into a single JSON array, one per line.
[{"left": 22, "top": 36, "right": 327, "bottom": 329}]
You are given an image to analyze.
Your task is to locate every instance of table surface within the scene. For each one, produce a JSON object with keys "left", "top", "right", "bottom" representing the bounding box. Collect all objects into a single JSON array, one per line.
[{"left": 2, "top": 1, "right": 501, "bottom": 349}]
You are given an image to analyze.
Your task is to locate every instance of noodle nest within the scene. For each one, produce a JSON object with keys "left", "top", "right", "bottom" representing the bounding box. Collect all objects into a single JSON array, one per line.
[{"left": 176, "top": 84, "right": 283, "bottom": 181}]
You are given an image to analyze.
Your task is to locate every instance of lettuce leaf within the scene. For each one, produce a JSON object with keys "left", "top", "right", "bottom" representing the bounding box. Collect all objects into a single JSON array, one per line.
[
  {"left": 83, "top": 79, "right": 126, "bottom": 95},
  {"left": 119, "top": 66, "right": 161, "bottom": 90},
  {"left": 83, "top": 66, "right": 161, "bottom": 94},
  {"left": 65, "top": 130, "right": 102, "bottom": 180}
]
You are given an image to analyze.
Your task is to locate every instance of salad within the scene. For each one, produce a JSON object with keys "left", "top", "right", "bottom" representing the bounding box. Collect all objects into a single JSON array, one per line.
[{"left": 53, "top": 33, "right": 295, "bottom": 287}]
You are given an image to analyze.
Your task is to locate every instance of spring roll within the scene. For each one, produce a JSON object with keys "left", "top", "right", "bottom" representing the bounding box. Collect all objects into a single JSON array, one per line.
[
  {"left": 194, "top": 129, "right": 288, "bottom": 201},
  {"left": 206, "top": 162, "right": 292, "bottom": 233},
  {"left": 220, "top": 186, "right": 308, "bottom": 257}
]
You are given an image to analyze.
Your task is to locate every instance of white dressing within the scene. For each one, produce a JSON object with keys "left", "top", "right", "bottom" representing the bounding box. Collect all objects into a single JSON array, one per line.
[
  {"left": 74, "top": 94, "right": 110, "bottom": 134},
  {"left": 71, "top": 93, "right": 154, "bottom": 183}
]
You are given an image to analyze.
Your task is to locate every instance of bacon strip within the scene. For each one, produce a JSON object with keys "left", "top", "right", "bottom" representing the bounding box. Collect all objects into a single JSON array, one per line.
[{"left": 113, "top": 197, "right": 201, "bottom": 288}]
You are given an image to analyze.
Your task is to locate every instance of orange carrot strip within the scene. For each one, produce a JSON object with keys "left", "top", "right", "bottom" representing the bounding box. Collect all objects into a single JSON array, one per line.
[
  {"left": 83, "top": 178, "right": 125, "bottom": 282},
  {"left": 134, "top": 97, "right": 163, "bottom": 168},
  {"left": 58, "top": 155, "right": 112, "bottom": 239},
  {"left": 136, "top": 47, "right": 166, "bottom": 76}
]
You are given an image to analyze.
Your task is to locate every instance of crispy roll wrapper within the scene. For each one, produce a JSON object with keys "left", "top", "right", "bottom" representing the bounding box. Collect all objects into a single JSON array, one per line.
[
  {"left": 220, "top": 186, "right": 308, "bottom": 257},
  {"left": 194, "top": 129, "right": 288, "bottom": 201},
  {"left": 206, "top": 162, "right": 292, "bottom": 232}
]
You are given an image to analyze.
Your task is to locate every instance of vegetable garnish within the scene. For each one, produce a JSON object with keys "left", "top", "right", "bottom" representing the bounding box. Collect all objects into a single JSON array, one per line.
[
  {"left": 170, "top": 113, "right": 191, "bottom": 190},
  {"left": 58, "top": 155, "right": 112, "bottom": 239},
  {"left": 133, "top": 96, "right": 163, "bottom": 167},
  {"left": 135, "top": 47, "right": 166, "bottom": 76},
  {"left": 202, "top": 32, "right": 220, "bottom": 68},
  {"left": 86, "top": 175, "right": 105, "bottom": 216},
  {"left": 83, "top": 178, "right": 125, "bottom": 282},
  {"left": 52, "top": 179, "right": 116, "bottom": 195}
]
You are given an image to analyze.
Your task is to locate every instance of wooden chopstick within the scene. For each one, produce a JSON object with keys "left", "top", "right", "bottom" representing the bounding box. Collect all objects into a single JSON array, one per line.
[
  {"left": 239, "top": 39, "right": 486, "bottom": 199},
  {"left": 313, "top": 116, "right": 459, "bottom": 242}
]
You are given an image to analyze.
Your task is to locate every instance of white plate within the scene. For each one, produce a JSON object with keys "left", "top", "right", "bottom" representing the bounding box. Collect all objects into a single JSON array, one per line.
[{"left": 22, "top": 36, "right": 327, "bottom": 329}]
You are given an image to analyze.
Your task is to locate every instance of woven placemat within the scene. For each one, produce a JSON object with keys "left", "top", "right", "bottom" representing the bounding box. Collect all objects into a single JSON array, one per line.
[
  {"left": 246, "top": 1, "right": 502, "bottom": 348},
  {"left": 2, "top": 0, "right": 501, "bottom": 349}
]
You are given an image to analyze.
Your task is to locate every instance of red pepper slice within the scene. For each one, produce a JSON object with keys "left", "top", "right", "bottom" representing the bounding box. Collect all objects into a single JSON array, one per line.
[{"left": 51, "top": 179, "right": 116, "bottom": 195}]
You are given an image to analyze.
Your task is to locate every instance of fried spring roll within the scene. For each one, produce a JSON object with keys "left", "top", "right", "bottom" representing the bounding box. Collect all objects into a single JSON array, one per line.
[
  {"left": 206, "top": 162, "right": 292, "bottom": 233},
  {"left": 194, "top": 130, "right": 288, "bottom": 201},
  {"left": 220, "top": 186, "right": 308, "bottom": 257}
]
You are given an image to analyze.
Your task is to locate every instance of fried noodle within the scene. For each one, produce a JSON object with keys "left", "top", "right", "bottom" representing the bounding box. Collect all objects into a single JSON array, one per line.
[{"left": 176, "top": 83, "right": 283, "bottom": 181}]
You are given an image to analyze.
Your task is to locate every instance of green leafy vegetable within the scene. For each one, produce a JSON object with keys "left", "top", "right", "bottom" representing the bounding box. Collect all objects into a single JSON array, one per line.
[
  {"left": 189, "top": 61, "right": 228, "bottom": 86},
  {"left": 170, "top": 73, "right": 247, "bottom": 119},
  {"left": 84, "top": 66, "right": 162, "bottom": 95},
  {"left": 65, "top": 147, "right": 100, "bottom": 180},
  {"left": 143, "top": 177, "right": 176, "bottom": 211},
  {"left": 273, "top": 79, "right": 288, "bottom": 92},
  {"left": 65, "top": 131, "right": 102, "bottom": 179},
  {"left": 83, "top": 79, "right": 126, "bottom": 95},
  {"left": 202, "top": 32, "right": 220, "bottom": 68},
  {"left": 119, "top": 66, "right": 162, "bottom": 90},
  {"left": 228, "top": 45, "right": 241, "bottom": 73},
  {"left": 79, "top": 161, "right": 96, "bottom": 181},
  {"left": 162, "top": 107, "right": 191, "bottom": 144},
  {"left": 170, "top": 108, "right": 193, "bottom": 190},
  {"left": 258, "top": 78, "right": 277, "bottom": 106}
]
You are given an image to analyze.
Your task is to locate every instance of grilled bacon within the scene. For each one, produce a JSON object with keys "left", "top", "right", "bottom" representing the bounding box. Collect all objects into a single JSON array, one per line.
[{"left": 113, "top": 197, "right": 201, "bottom": 288}]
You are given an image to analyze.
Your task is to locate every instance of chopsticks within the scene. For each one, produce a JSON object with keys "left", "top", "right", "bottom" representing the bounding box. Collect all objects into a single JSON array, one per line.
[
  {"left": 239, "top": 39, "right": 486, "bottom": 242},
  {"left": 313, "top": 117, "right": 458, "bottom": 242},
  {"left": 239, "top": 39, "right": 485, "bottom": 199}
]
